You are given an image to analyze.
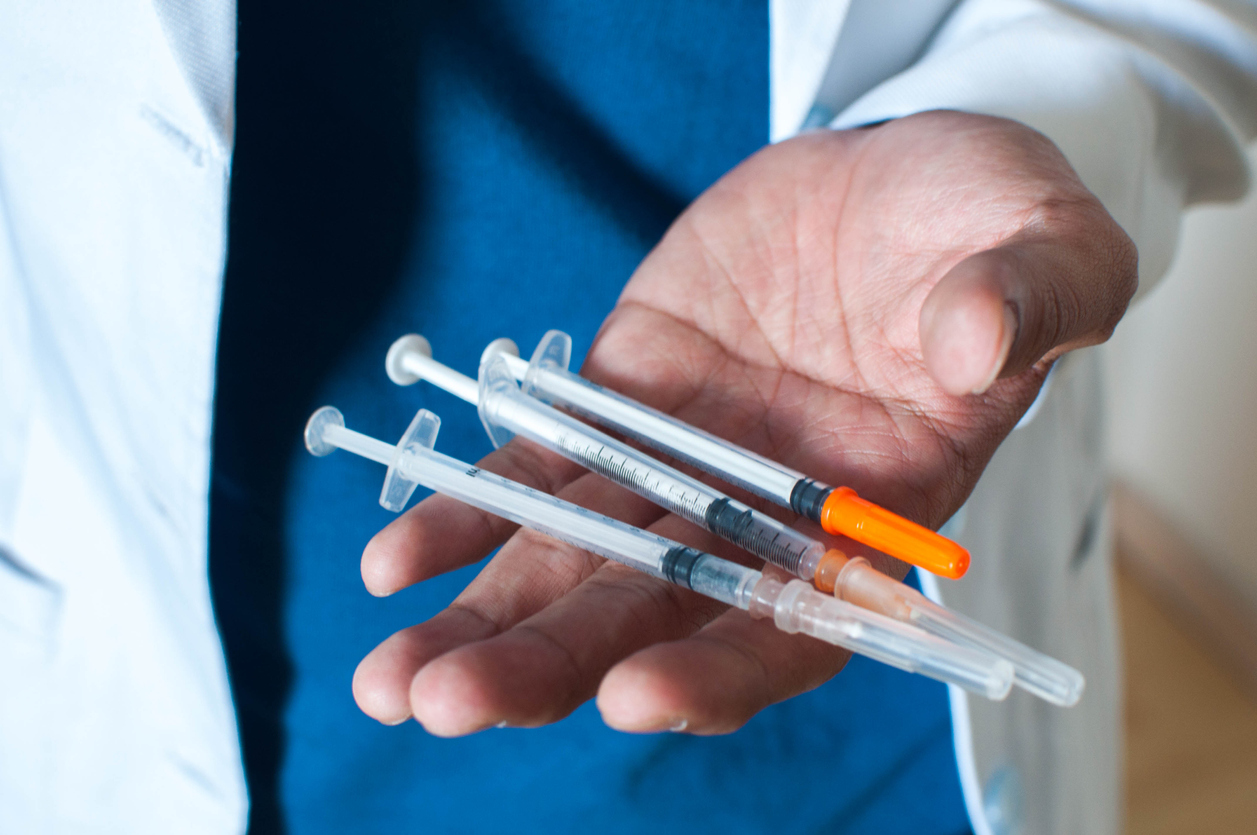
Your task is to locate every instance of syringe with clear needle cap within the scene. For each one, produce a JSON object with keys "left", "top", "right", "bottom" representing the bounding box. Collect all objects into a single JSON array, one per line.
[
  {"left": 303, "top": 404, "right": 1015, "bottom": 699},
  {"left": 385, "top": 335, "right": 1085, "bottom": 706}
]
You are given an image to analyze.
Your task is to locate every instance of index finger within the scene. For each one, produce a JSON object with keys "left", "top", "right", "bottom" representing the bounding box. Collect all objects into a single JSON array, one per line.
[{"left": 361, "top": 435, "right": 588, "bottom": 596}]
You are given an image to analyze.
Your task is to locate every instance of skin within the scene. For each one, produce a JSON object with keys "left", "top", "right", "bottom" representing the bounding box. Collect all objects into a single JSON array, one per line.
[{"left": 351, "top": 111, "right": 1137, "bottom": 737}]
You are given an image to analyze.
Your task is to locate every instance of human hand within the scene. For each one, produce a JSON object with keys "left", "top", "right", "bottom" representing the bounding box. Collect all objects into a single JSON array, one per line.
[{"left": 352, "top": 111, "right": 1136, "bottom": 735}]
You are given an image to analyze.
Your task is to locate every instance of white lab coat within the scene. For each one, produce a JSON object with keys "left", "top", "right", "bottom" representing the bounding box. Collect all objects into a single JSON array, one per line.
[{"left": 1, "top": 1, "right": 1254, "bottom": 833}]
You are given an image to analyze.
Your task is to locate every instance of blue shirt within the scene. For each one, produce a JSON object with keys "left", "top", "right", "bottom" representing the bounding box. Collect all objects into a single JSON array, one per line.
[{"left": 210, "top": 2, "right": 971, "bottom": 832}]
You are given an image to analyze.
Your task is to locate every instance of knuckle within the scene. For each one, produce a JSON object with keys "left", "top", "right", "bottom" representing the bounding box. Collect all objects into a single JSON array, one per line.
[
  {"left": 1087, "top": 221, "right": 1139, "bottom": 341},
  {"left": 1021, "top": 194, "right": 1139, "bottom": 345},
  {"left": 1108, "top": 233, "right": 1140, "bottom": 311},
  {"left": 1020, "top": 194, "right": 1106, "bottom": 239},
  {"left": 503, "top": 527, "right": 604, "bottom": 588},
  {"left": 512, "top": 624, "right": 589, "bottom": 720},
  {"left": 587, "top": 566, "right": 723, "bottom": 635}
]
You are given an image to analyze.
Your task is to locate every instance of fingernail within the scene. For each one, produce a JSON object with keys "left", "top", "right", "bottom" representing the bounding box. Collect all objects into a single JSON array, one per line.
[
  {"left": 494, "top": 720, "right": 509, "bottom": 729},
  {"left": 972, "top": 306, "right": 1018, "bottom": 394},
  {"left": 382, "top": 715, "right": 412, "bottom": 727},
  {"left": 668, "top": 719, "right": 689, "bottom": 732}
]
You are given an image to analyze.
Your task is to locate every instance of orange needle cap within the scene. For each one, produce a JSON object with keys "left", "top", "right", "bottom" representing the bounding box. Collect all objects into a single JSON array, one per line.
[{"left": 819, "top": 487, "right": 970, "bottom": 579}]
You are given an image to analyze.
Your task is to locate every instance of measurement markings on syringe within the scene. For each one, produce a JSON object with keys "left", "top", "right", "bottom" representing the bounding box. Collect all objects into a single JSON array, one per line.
[
  {"left": 553, "top": 430, "right": 811, "bottom": 574},
  {"left": 553, "top": 431, "right": 711, "bottom": 524},
  {"left": 705, "top": 498, "right": 808, "bottom": 574}
]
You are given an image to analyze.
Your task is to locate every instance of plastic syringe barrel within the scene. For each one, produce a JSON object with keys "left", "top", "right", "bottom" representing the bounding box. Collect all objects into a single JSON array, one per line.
[
  {"left": 306, "top": 407, "right": 1013, "bottom": 700},
  {"left": 477, "top": 354, "right": 825, "bottom": 577},
  {"left": 503, "top": 352, "right": 803, "bottom": 502},
  {"left": 321, "top": 422, "right": 679, "bottom": 581}
]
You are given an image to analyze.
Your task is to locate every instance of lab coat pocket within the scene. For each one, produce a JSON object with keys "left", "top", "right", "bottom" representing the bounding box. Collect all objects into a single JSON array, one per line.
[{"left": 0, "top": 545, "right": 62, "bottom": 659}]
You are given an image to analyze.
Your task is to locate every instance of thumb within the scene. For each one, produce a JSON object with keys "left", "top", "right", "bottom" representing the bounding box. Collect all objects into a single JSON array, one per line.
[{"left": 918, "top": 234, "right": 1137, "bottom": 396}]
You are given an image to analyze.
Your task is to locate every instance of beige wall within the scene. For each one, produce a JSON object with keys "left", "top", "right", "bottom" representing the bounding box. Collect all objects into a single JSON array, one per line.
[{"left": 1105, "top": 145, "right": 1257, "bottom": 610}]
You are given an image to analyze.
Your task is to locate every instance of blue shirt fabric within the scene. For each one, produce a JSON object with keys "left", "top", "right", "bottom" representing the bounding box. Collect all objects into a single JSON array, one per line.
[{"left": 209, "top": 1, "right": 973, "bottom": 833}]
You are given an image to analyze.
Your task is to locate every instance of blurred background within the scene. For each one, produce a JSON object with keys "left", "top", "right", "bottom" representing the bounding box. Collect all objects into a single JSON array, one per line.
[{"left": 1105, "top": 143, "right": 1257, "bottom": 833}]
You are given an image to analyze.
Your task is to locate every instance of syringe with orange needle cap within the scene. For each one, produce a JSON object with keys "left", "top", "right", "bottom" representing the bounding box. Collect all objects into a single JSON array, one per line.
[{"left": 467, "top": 329, "right": 970, "bottom": 581}]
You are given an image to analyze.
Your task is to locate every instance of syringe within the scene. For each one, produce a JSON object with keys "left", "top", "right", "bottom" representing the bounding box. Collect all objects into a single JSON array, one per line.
[
  {"left": 385, "top": 336, "right": 1084, "bottom": 706},
  {"left": 385, "top": 334, "right": 829, "bottom": 580},
  {"left": 463, "top": 330, "right": 969, "bottom": 579},
  {"left": 303, "top": 405, "right": 1014, "bottom": 700}
]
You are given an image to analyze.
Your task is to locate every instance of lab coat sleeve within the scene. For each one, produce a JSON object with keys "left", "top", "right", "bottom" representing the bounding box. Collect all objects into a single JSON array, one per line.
[{"left": 827, "top": 0, "right": 1257, "bottom": 295}]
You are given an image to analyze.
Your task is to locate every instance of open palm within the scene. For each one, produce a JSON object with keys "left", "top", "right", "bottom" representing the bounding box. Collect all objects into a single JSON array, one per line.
[{"left": 353, "top": 111, "right": 1136, "bottom": 735}]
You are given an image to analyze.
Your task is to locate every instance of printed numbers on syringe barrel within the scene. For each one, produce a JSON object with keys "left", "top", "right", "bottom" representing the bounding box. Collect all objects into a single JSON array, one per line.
[{"left": 548, "top": 423, "right": 818, "bottom": 576}]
